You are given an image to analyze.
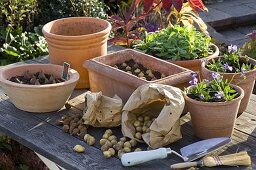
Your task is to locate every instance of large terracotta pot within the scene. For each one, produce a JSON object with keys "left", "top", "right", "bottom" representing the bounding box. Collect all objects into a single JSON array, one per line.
[
  {"left": 184, "top": 84, "right": 244, "bottom": 139},
  {"left": 201, "top": 56, "right": 256, "bottom": 114},
  {"left": 169, "top": 43, "right": 219, "bottom": 73},
  {"left": 84, "top": 49, "right": 193, "bottom": 102},
  {"left": 42, "top": 17, "right": 111, "bottom": 89},
  {"left": 0, "top": 64, "right": 79, "bottom": 112}
]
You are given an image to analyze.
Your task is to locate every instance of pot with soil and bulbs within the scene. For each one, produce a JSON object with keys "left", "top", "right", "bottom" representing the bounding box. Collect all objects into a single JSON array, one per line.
[
  {"left": 83, "top": 49, "right": 193, "bottom": 102},
  {"left": 0, "top": 64, "right": 79, "bottom": 112},
  {"left": 42, "top": 17, "right": 111, "bottom": 89}
]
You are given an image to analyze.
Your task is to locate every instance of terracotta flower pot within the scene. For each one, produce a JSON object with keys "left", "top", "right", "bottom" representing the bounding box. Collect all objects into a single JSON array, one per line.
[
  {"left": 184, "top": 84, "right": 244, "bottom": 139},
  {"left": 42, "top": 17, "right": 111, "bottom": 89},
  {"left": 169, "top": 43, "right": 219, "bottom": 73},
  {"left": 201, "top": 56, "right": 256, "bottom": 114},
  {"left": 83, "top": 49, "right": 193, "bottom": 102},
  {"left": 0, "top": 64, "right": 79, "bottom": 112}
]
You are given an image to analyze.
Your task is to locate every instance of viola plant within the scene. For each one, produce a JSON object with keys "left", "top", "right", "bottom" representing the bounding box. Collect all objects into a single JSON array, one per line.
[
  {"left": 186, "top": 72, "right": 239, "bottom": 102},
  {"left": 206, "top": 45, "right": 256, "bottom": 74}
]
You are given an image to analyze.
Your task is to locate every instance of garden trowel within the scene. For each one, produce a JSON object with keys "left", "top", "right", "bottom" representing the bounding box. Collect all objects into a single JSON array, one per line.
[{"left": 121, "top": 137, "right": 231, "bottom": 166}]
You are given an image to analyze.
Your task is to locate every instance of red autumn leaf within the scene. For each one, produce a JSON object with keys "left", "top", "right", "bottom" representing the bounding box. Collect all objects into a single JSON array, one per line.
[
  {"left": 172, "top": 0, "right": 183, "bottom": 12},
  {"left": 188, "top": 0, "right": 207, "bottom": 12},
  {"left": 162, "top": 0, "right": 172, "bottom": 12},
  {"left": 126, "top": 15, "right": 147, "bottom": 31},
  {"left": 144, "top": 0, "right": 154, "bottom": 13}
]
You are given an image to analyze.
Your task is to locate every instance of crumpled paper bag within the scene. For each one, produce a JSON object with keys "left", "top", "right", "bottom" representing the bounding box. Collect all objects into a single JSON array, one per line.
[
  {"left": 122, "top": 83, "right": 185, "bottom": 148},
  {"left": 83, "top": 91, "right": 123, "bottom": 127}
]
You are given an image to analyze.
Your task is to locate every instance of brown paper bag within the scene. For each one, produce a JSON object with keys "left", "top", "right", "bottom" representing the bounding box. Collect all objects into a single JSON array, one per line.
[
  {"left": 83, "top": 91, "right": 123, "bottom": 127},
  {"left": 122, "top": 83, "right": 184, "bottom": 148}
]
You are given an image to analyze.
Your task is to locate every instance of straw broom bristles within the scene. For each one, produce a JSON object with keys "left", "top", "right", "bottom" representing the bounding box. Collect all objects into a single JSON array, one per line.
[
  {"left": 203, "top": 151, "right": 251, "bottom": 167},
  {"left": 170, "top": 151, "right": 251, "bottom": 169}
]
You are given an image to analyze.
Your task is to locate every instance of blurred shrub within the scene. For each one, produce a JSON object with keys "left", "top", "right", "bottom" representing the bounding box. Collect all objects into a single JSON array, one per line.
[{"left": 35, "top": 0, "right": 109, "bottom": 25}]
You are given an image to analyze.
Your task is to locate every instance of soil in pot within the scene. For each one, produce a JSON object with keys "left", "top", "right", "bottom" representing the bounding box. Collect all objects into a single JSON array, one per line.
[
  {"left": 9, "top": 71, "right": 66, "bottom": 85},
  {"left": 113, "top": 59, "right": 166, "bottom": 81}
]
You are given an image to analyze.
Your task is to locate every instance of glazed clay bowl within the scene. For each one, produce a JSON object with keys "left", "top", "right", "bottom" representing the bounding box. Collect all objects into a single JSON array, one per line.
[{"left": 0, "top": 64, "right": 79, "bottom": 112}]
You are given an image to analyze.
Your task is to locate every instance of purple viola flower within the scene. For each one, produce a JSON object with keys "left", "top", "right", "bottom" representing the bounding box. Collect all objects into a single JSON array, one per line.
[
  {"left": 205, "top": 58, "right": 209, "bottom": 65},
  {"left": 241, "top": 67, "right": 247, "bottom": 73},
  {"left": 228, "top": 44, "right": 238, "bottom": 53},
  {"left": 145, "top": 23, "right": 158, "bottom": 32},
  {"left": 189, "top": 77, "right": 198, "bottom": 86},
  {"left": 211, "top": 72, "right": 220, "bottom": 80},
  {"left": 202, "top": 58, "right": 209, "bottom": 65},
  {"left": 215, "top": 91, "right": 224, "bottom": 99},
  {"left": 240, "top": 68, "right": 247, "bottom": 79},
  {"left": 222, "top": 62, "right": 233, "bottom": 72},
  {"left": 205, "top": 79, "right": 210, "bottom": 85},
  {"left": 199, "top": 93, "right": 205, "bottom": 100},
  {"left": 191, "top": 72, "right": 197, "bottom": 78}
]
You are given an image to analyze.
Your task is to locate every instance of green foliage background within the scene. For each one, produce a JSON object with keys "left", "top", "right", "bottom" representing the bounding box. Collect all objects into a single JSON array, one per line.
[{"left": 0, "top": 0, "right": 110, "bottom": 66}]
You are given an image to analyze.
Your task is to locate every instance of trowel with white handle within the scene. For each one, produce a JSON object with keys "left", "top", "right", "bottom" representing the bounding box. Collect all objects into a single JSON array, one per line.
[{"left": 121, "top": 137, "right": 231, "bottom": 166}]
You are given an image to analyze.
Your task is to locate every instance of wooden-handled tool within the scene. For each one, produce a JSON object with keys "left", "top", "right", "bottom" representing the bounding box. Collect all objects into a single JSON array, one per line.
[{"left": 170, "top": 151, "right": 251, "bottom": 169}]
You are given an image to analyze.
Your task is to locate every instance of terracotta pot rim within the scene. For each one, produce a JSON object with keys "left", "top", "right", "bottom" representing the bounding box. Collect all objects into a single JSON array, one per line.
[
  {"left": 42, "top": 17, "right": 111, "bottom": 40},
  {"left": 0, "top": 64, "right": 80, "bottom": 89},
  {"left": 201, "top": 56, "right": 256, "bottom": 76},
  {"left": 184, "top": 84, "right": 244, "bottom": 106},
  {"left": 166, "top": 43, "right": 219, "bottom": 62}
]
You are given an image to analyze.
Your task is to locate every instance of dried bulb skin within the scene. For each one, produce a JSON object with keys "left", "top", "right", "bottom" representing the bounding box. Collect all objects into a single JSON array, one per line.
[
  {"left": 135, "top": 132, "right": 142, "bottom": 139},
  {"left": 73, "top": 145, "right": 85, "bottom": 153},
  {"left": 134, "top": 148, "right": 142, "bottom": 152},
  {"left": 100, "top": 139, "right": 108, "bottom": 146},
  {"left": 87, "top": 136, "right": 96, "bottom": 146},
  {"left": 124, "top": 141, "right": 131, "bottom": 148},
  {"left": 84, "top": 134, "right": 90, "bottom": 142},
  {"left": 119, "top": 137, "right": 126, "bottom": 142},
  {"left": 108, "top": 135, "right": 117, "bottom": 141},
  {"left": 105, "top": 129, "right": 113, "bottom": 136},
  {"left": 102, "top": 133, "right": 110, "bottom": 139},
  {"left": 108, "top": 148, "right": 115, "bottom": 156},
  {"left": 123, "top": 147, "right": 131, "bottom": 153},
  {"left": 103, "top": 151, "right": 112, "bottom": 158}
]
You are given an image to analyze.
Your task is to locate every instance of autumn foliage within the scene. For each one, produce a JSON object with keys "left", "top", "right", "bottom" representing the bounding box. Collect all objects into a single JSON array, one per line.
[{"left": 109, "top": 0, "right": 207, "bottom": 47}]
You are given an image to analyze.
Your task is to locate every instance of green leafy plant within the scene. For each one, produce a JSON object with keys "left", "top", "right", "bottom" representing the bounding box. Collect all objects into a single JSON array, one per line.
[
  {"left": 186, "top": 72, "right": 239, "bottom": 102},
  {"left": 134, "top": 25, "right": 212, "bottom": 60},
  {"left": 242, "top": 31, "right": 256, "bottom": 59},
  {"left": 0, "top": 0, "right": 37, "bottom": 31},
  {"left": 206, "top": 45, "right": 256, "bottom": 73},
  {"left": 0, "top": 26, "right": 48, "bottom": 66},
  {"left": 69, "top": 0, "right": 109, "bottom": 19}
]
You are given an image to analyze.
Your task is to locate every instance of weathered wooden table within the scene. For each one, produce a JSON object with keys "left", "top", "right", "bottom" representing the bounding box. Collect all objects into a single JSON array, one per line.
[{"left": 0, "top": 44, "right": 255, "bottom": 170}]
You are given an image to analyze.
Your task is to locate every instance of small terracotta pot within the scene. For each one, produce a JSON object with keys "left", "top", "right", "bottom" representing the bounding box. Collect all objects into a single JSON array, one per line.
[
  {"left": 184, "top": 84, "right": 244, "bottom": 139},
  {"left": 169, "top": 43, "right": 219, "bottom": 73},
  {"left": 42, "top": 17, "right": 111, "bottom": 89},
  {"left": 0, "top": 64, "right": 79, "bottom": 112},
  {"left": 201, "top": 56, "right": 256, "bottom": 114}
]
